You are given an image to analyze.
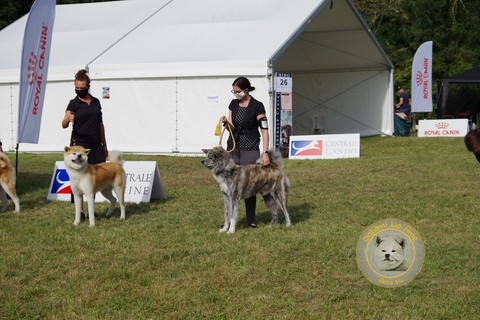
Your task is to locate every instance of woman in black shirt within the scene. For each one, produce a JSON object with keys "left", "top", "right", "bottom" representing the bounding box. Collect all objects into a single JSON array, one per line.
[{"left": 220, "top": 77, "right": 270, "bottom": 228}]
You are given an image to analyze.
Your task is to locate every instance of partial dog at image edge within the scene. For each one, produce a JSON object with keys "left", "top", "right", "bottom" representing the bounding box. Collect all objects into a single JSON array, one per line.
[
  {"left": 464, "top": 128, "right": 480, "bottom": 163},
  {"left": 373, "top": 235, "right": 409, "bottom": 271},
  {"left": 63, "top": 146, "right": 126, "bottom": 227},
  {"left": 201, "top": 146, "right": 292, "bottom": 234},
  {"left": 0, "top": 152, "right": 20, "bottom": 212}
]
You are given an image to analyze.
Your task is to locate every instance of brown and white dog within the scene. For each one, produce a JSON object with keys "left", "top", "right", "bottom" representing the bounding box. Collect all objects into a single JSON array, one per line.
[
  {"left": 0, "top": 152, "right": 20, "bottom": 213},
  {"left": 63, "top": 146, "right": 126, "bottom": 227}
]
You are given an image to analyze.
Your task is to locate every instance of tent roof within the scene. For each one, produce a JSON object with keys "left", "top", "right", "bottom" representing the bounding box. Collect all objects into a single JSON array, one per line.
[
  {"left": 0, "top": 0, "right": 392, "bottom": 82},
  {"left": 441, "top": 66, "right": 480, "bottom": 84}
]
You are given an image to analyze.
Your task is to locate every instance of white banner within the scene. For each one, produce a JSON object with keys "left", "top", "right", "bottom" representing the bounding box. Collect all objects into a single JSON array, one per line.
[
  {"left": 18, "top": 0, "right": 56, "bottom": 144},
  {"left": 47, "top": 161, "right": 167, "bottom": 203},
  {"left": 417, "top": 119, "right": 468, "bottom": 137},
  {"left": 411, "top": 41, "right": 433, "bottom": 112},
  {"left": 288, "top": 134, "right": 360, "bottom": 160}
]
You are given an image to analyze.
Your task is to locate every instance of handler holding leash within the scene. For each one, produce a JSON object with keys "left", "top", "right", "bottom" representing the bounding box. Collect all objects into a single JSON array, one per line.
[{"left": 219, "top": 76, "right": 270, "bottom": 228}]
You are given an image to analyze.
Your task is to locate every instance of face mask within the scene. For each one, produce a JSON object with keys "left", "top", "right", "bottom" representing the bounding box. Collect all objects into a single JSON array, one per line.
[
  {"left": 75, "top": 87, "right": 89, "bottom": 98},
  {"left": 233, "top": 90, "right": 245, "bottom": 100}
]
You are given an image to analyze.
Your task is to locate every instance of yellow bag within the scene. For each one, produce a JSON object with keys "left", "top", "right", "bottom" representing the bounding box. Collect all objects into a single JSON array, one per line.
[{"left": 214, "top": 120, "right": 222, "bottom": 136}]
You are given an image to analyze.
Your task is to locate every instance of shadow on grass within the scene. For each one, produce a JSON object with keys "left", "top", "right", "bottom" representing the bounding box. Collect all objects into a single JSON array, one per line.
[{"left": 239, "top": 201, "right": 315, "bottom": 227}]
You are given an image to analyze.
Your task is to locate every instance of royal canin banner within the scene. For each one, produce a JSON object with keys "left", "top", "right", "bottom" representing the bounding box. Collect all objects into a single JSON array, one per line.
[
  {"left": 18, "top": 0, "right": 56, "bottom": 144},
  {"left": 417, "top": 119, "right": 468, "bottom": 137},
  {"left": 411, "top": 41, "right": 432, "bottom": 112}
]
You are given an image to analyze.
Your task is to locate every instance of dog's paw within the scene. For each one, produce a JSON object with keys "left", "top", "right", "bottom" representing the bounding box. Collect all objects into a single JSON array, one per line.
[
  {"left": 88, "top": 223, "right": 95, "bottom": 228},
  {"left": 73, "top": 220, "right": 80, "bottom": 226},
  {"left": 219, "top": 228, "right": 228, "bottom": 233},
  {"left": 226, "top": 230, "right": 236, "bottom": 234}
]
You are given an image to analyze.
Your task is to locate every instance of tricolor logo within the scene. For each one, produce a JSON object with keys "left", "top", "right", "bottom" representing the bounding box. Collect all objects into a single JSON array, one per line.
[
  {"left": 290, "top": 140, "right": 323, "bottom": 156},
  {"left": 49, "top": 168, "right": 71, "bottom": 194}
]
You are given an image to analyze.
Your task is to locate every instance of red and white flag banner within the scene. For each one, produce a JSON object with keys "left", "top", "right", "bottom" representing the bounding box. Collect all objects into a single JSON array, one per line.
[
  {"left": 411, "top": 41, "right": 433, "bottom": 112},
  {"left": 17, "top": 0, "right": 56, "bottom": 144}
]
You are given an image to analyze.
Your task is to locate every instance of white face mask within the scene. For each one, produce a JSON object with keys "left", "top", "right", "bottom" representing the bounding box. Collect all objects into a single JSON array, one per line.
[{"left": 233, "top": 90, "right": 246, "bottom": 100}]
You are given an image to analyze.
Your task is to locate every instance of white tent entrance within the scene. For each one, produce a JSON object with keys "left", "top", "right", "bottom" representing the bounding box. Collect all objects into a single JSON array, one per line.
[
  {"left": 291, "top": 70, "right": 392, "bottom": 136},
  {"left": 0, "top": 0, "right": 394, "bottom": 153}
]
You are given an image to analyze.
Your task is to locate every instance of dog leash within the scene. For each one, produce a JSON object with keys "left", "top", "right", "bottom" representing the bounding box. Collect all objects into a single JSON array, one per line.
[{"left": 215, "top": 119, "right": 236, "bottom": 152}]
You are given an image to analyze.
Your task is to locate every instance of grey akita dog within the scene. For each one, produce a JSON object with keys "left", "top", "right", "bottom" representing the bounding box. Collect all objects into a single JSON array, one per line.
[{"left": 202, "top": 146, "right": 292, "bottom": 234}]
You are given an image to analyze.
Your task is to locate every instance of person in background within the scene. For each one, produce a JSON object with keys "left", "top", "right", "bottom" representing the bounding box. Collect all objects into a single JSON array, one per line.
[
  {"left": 219, "top": 76, "right": 270, "bottom": 228},
  {"left": 395, "top": 86, "right": 412, "bottom": 114},
  {"left": 61, "top": 69, "right": 108, "bottom": 220}
]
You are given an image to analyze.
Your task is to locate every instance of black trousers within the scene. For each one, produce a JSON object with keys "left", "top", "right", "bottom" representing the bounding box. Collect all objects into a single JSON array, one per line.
[{"left": 230, "top": 149, "right": 260, "bottom": 223}]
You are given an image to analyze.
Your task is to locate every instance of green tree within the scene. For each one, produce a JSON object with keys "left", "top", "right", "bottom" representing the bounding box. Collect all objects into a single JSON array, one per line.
[
  {"left": 0, "top": 0, "right": 118, "bottom": 30},
  {"left": 355, "top": 0, "right": 480, "bottom": 86}
]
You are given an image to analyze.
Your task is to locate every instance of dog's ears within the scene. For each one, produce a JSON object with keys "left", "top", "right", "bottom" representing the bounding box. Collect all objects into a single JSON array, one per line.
[
  {"left": 395, "top": 237, "right": 406, "bottom": 248},
  {"left": 64, "top": 146, "right": 70, "bottom": 152},
  {"left": 85, "top": 149, "right": 91, "bottom": 155},
  {"left": 202, "top": 149, "right": 210, "bottom": 154},
  {"left": 375, "top": 236, "right": 382, "bottom": 246}
]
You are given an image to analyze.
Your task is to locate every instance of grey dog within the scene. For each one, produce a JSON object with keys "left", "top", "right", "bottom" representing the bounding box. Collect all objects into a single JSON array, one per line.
[{"left": 202, "top": 146, "right": 292, "bottom": 234}]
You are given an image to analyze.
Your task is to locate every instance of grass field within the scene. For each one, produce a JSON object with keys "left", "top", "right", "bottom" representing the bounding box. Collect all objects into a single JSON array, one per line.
[{"left": 1, "top": 136, "right": 480, "bottom": 319}]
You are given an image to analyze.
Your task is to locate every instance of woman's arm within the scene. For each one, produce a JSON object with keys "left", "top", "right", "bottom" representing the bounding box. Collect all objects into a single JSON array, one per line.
[{"left": 61, "top": 110, "right": 74, "bottom": 128}]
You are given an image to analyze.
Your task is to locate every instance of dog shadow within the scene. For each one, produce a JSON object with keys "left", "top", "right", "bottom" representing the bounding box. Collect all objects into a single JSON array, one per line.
[
  {"left": 239, "top": 201, "right": 314, "bottom": 228},
  {"left": 93, "top": 197, "right": 168, "bottom": 220}
]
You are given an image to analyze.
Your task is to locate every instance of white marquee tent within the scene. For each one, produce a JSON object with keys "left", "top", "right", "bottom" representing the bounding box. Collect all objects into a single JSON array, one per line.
[{"left": 0, "top": 0, "right": 394, "bottom": 153}]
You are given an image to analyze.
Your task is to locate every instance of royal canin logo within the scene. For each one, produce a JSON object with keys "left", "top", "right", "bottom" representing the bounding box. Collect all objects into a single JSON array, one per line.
[
  {"left": 27, "top": 52, "right": 37, "bottom": 86},
  {"left": 415, "top": 71, "right": 423, "bottom": 87},
  {"left": 435, "top": 122, "right": 449, "bottom": 129}
]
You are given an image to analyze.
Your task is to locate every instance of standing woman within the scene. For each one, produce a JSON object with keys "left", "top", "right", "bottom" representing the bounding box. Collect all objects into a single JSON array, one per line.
[
  {"left": 220, "top": 76, "right": 270, "bottom": 228},
  {"left": 61, "top": 69, "right": 108, "bottom": 218}
]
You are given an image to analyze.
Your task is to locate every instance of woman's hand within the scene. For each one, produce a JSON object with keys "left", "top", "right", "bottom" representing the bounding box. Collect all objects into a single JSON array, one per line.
[
  {"left": 262, "top": 152, "right": 270, "bottom": 166},
  {"left": 220, "top": 115, "right": 227, "bottom": 124},
  {"left": 62, "top": 111, "right": 75, "bottom": 128}
]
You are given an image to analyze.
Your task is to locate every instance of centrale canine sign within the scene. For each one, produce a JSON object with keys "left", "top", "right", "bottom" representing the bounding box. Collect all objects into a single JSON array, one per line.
[{"left": 48, "top": 161, "right": 166, "bottom": 203}]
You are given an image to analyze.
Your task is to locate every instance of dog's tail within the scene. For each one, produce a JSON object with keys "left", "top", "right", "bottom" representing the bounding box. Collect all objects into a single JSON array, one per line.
[
  {"left": 268, "top": 150, "right": 290, "bottom": 192},
  {"left": 107, "top": 150, "right": 124, "bottom": 165}
]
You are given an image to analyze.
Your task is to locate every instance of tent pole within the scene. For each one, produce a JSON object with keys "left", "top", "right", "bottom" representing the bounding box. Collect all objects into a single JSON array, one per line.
[{"left": 15, "top": 143, "right": 19, "bottom": 177}]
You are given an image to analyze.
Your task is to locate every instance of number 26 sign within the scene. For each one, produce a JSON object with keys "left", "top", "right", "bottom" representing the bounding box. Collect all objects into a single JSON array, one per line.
[{"left": 274, "top": 72, "right": 292, "bottom": 93}]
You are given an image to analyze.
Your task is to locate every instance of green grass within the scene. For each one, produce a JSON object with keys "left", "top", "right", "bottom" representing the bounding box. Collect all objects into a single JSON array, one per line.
[{"left": 1, "top": 136, "right": 480, "bottom": 319}]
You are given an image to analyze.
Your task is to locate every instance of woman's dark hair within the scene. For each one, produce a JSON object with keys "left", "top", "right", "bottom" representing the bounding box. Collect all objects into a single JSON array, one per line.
[
  {"left": 75, "top": 69, "right": 90, "bottom": 86},
  {"left": 232, "top": 76, "right": 255, "bottom": 92}
]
